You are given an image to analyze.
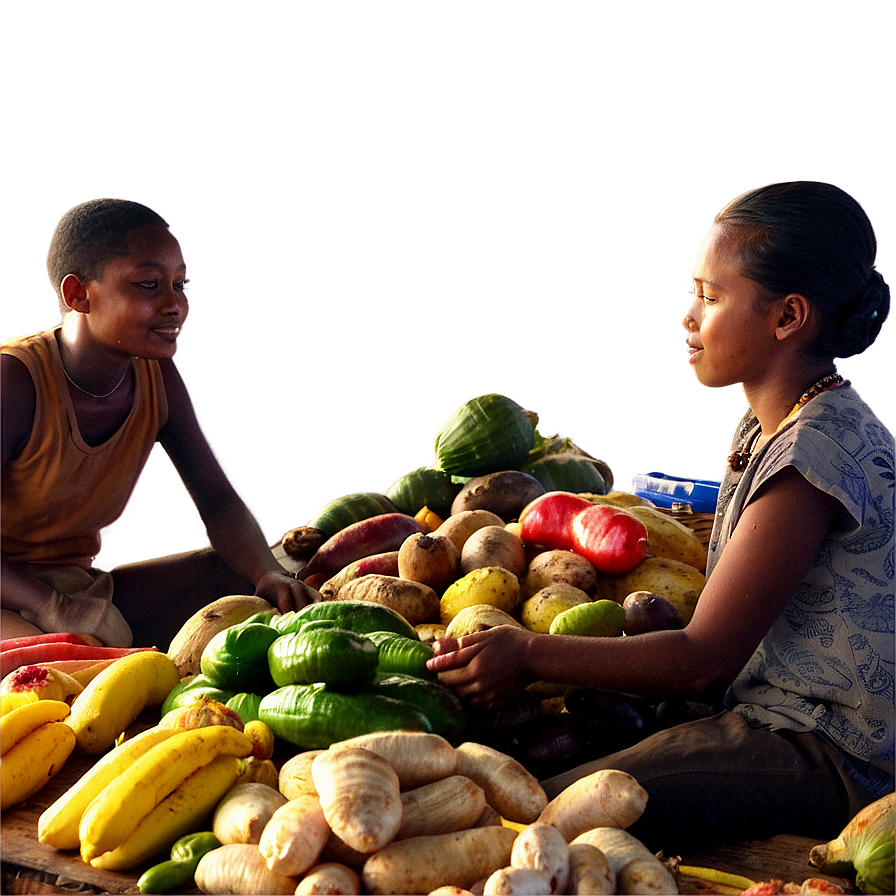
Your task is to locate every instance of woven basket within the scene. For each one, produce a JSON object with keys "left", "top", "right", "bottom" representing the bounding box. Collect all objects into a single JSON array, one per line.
[{"left": 658, "top": 506, "right": 715, "bottom": 550}]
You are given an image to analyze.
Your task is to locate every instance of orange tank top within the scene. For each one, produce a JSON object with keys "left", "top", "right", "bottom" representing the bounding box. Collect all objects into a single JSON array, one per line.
[{"left": 2, "top": 328, "right": 168, "bottom": 568}]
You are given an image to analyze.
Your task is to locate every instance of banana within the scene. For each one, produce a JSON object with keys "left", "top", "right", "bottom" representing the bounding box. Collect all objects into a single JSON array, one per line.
[
  {"left": 79, "top": 724, "right": 253, "bottom": 861},
  {"left": 89, "top": 753, "right": 240, "bottom": 870},
  {"left": 38, "top": 724, "right": 181, "bottom": 850},
  {"left": 67, "top": 651, "right": 181, "bottom": 754},
  {"left": 1, "top": 721, "right": 76, "bottom": 811},
  {"left": 0, "top": 699, "right": 70, "bottom": 756}
]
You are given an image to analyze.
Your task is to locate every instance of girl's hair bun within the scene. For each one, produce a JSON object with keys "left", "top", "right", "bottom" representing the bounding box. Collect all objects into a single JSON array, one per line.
[{"left": 836, "top": 269, "right": 890, "bottom": 358}]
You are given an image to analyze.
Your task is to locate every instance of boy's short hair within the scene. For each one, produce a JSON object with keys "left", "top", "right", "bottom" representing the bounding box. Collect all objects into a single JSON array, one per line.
[{"left": 47, "top": 199, "right": 169, "bottom": 313}]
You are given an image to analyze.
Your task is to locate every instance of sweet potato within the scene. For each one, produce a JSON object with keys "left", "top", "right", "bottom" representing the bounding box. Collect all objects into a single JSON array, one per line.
[
  {"left": 334, "top": 575, "right": 440, "bottom": 626},
  {"left": 566, "top": 842, "right": 615, "bottom": 895},
  {"left": 454, "top": 741, "right": 548, "bottom": 824},
  {"left": 361, "top": 826, "right": 517, "bottom": 895},
  {"left": 295, "top": 862, "right": 362, "bottom": 895},
  {"left": 570, "top": 827, "right": 678, "bottom": 895},
  {"left": 482, "top": 866, "right": 553, "bottom": 895},
  {"left": 330, "top": 729, "right": 458, "bottom": 790},
  {"left": 194, "top": 842, "right": 299, "bottom": 895},
  {"left": 259, "top": 793, "right": 330, "bottom": 877},
  {"left": 318, "top": 551, "right": 401, "bottom": 599},
  {"left": 396, "top": 775, "right": 487, "bottom": 840},
  {"left": 278, "top": 749, "right": 323, "bottom": 799},
  {"left": 312, "top": 747, "right": 402, "bottom": 854},
  {"left": 536, "top": 768, "right": 647, "bottom": 841},
  {"left": 398, "top": 533, "right": 461, "bottom": 594}
]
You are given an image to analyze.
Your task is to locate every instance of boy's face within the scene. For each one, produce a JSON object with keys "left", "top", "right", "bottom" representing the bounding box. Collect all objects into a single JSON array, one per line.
[{"left": 74, "top": 225, "right": 188, "bottom": 361}]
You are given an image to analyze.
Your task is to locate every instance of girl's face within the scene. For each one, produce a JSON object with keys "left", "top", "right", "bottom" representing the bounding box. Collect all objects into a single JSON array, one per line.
[
  {"left": 77, "top": 225, "right": 189, "bottom": 361},
  {"left": 684, "top": 225, "right": 781, "bottom": 389}
]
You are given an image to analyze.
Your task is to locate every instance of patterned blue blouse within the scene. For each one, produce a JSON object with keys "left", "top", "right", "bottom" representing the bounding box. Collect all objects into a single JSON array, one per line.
[{"left": 707, "top": 384, "right": 894, "bottom": 783}]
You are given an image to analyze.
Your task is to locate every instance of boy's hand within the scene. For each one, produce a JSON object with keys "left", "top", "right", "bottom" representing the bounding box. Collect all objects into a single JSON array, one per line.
[
  {"left": 253, "top": 570, "right": 315, "bottom": 614},
  {"left": 19, "top": 590, "right": 133, "bottom": 648}
]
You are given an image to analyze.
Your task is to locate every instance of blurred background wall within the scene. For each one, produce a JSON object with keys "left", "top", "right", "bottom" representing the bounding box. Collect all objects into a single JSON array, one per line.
[{"left": 3, "top": 1, "right": 892, "bottom": 567}]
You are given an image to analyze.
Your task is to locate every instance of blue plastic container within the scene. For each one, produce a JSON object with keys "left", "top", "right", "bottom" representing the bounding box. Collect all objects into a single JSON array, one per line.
[{"left": 630, "top": 472, "right": 720, "bottom": 513}]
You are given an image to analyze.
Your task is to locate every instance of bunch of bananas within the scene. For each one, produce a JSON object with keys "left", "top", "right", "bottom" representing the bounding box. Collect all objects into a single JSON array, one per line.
[
  {"left": 39, "top": 723, "right": 254, "bottom": 870},
  {"left": 0, "top": 699, "right": 77, "bottom": 811}
]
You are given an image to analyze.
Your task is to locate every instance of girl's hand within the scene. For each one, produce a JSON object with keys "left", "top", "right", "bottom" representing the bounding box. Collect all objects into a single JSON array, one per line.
[
  {"left": 427, "top": 626, "right": 537, "bottom": 708},
  {"left": 253, "top": 570, "right": 315, "bottom": 614}
]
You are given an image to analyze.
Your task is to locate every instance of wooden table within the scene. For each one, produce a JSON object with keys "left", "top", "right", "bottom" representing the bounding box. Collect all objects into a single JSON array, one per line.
[{"left": 2, "top": 745, "right": 855, "bottom": 895}]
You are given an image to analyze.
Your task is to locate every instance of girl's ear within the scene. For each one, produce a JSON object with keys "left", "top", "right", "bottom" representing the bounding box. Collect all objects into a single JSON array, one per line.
[
  {"left": 60, "top": 274, "right": 89, "bottom": 313},
  {"left": 775, "top": 292, "right": 813, "bottom": 341}
]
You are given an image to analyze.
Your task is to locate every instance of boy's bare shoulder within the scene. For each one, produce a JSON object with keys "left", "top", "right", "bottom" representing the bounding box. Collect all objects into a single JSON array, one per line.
[{"left": 1, "top": 353, "right": 37, "bottom": 463}]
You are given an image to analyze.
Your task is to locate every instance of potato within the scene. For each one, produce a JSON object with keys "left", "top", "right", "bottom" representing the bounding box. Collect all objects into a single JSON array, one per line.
[
  {"left": 396, "top": 775, "right": 487, "bottom": 840},
  {"left": 483, "top": 867, "right": 553, "bottom": 895},
  {"left": 194, "top": 843, "right": 299, "bottom": 895},
  {"left": 295, "top": 862, "right": 362, "bottom": 895},
  {"left": 624, "top": 505, "right": 708, "bottom": 572},
  {"left": 522, "top": 550, "right": 597, "bottom": 599},
  {"left": 593, "top": 557, "right": 706, "bottom": 623},
  {"left": 398, "top": 533, "right": 460, "bottom": 594},
  {"left": 622, "top": 591, "right": 684, "bottom": 634},
  {"left": 460, "top": 526, "right": 527, "bottom": 579},
  {"left": 440, "top": 567, "right": 520, "bottom": 624},
  {"left": 566, "top": 843, "right": 615, "bottom": 895},
  {"left": 434, "top": 510, "right": 507, "bottom": 554},
  {"left": 570, "top": 827, "right": 677, "bottom": 895},
  {"left": 445, "top": 606, "right": 524, "bottom": 639},
  {"left": 510, "top": 822, "right": 570, "bottom": 893},
  {"left": 451, "top": 471, "right": 546, "bottom": 521},
  {"left": 334, "top": 574, "right": 440, "bottom": 626},
  {"left": 520, "top": 584, "right": 592, "bottom": 633}
]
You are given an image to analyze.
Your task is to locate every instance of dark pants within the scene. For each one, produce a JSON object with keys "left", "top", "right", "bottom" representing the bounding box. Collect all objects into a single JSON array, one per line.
[{"left": 540, "top": 710, "right": 890, "bottom": 854}]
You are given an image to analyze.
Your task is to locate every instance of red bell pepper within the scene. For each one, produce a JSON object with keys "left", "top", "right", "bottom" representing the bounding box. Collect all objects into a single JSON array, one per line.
[
  {"left": 571, "top": 503, "right": 648, "bottom": 575},
  {"left": 518, "top": 491, "right": 594, "bottom": 550}
]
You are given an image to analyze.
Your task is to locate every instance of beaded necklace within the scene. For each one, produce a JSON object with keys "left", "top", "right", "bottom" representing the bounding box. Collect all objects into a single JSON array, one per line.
[{"left": 727, "top": 372, "right": 846, "bottom": 472}]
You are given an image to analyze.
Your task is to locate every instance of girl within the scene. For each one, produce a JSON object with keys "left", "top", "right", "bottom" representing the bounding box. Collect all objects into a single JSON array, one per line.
[
  {"left": 428, "top": 182, "right": 894, "bottom": 850},
  {"left": 2, "top": 199, "right": 313, "bottom": 649}
]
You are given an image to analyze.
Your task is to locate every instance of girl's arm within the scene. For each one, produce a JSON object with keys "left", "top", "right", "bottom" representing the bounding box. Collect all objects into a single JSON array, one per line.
[
  {"left": 156, "top": 360, "right": 312, "bottom": 613},
  {"left": 429, "top": 466, "right": 842, "bottom": 707}
]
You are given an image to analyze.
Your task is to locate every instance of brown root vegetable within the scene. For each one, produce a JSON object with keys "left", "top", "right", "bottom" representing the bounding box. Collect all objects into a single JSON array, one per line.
[
  {"left": 329, "top": 730, "right": 457, "bottom": 790},
  {"left": 537, "top": 769, "right": 648, "bottom": 841},
  {"left": 454, "top": 741, "right": 548, "bottom": 824},
  {"left": 444, "top": 606, "right": 523, "bottom": 640},
  {"left": 396, "top": 775, "right": 487, "bottom": 840},
  {"left": 522, "top": 551, "right": 597, "bottom": 599},
  {"left": 259, "top": 793, "right": 330, "bottom": 877},
  {"left": 570, "top": 827, "right": 678, "bottom": 895},
  {"left": 212, "top": 781, "right": 288, "bottom": 845},
  {"left": 318, "top": 551, "right": 401, "bottom": 599},
  {"left": 622, "top": 591, "right": 685, "bottom": 635},
  {"left": 566, "top": 842, "right": 615, "bottom": 895},
  {"left": 510, "top": 821, "right": 571, "bottom": 894},
  {"left": 482, "top": 866, "right": 553, "bottom": 895},
  {"left": 361, "top": 826, "right": 517, "bottom": 896},
  {"left": 295, "top": 862, "right": 362, "bottom": 895},
  {"left": 334, "top": 574, "right": 440, "bottom": 626},
  {"left": 278, "top": 749, "right": 324, "bottom": 799},
  {"left": 434, "top": 510, "right": 506, "bottom": 554},
  {"left": 312, "top": 747, "right": 402, "bottom": 854},
  {"left": 460, "top": 526, "right": 527, "bottom": 580},
  {"left": 450, "top": 471, "right": 546, "bottom": 521},
  {"left": 281, "top": 526, "right": 327, "bottom": 560},
  {"left": 194, "top": 842, "right": 300, "bottom": 895},
  {"left": 398, "top": 533, "right": 461, "bottom": 594}
]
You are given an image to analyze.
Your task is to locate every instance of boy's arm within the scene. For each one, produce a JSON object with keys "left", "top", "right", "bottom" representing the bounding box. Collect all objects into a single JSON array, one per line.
[{"left": 156, "top": 359, "right": 312, "bottom": 613}]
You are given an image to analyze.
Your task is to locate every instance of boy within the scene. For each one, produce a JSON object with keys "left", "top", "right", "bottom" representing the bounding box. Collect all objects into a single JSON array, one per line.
[{"left": 2, "top": 199, "right": 313, "bottom": 648}]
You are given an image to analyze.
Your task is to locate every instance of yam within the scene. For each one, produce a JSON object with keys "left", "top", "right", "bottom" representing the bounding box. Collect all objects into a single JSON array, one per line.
[
  {"left": 460, "top": 526, "right": 527, "bottom": 580},
  {"left": 259, "top": 793, "right": 330, "bottom": 877},
  {"left": 318, "top": 551, "right": 400, "bottom": 599},
  {"left": 622, "top": 591, "right": 684, "bottom": 635},
  {"left": 537, "top": 768, "right": 647, "bottom": 841},
  {"left": 329, "top": 730, "right": 458, "bottom": 790},
  {"left": 295, "top": 862, "right": 362, "bottom": 895},
  {"left": 361, "top": 826, "right": 517, "bottom": 896},
  {"left": 278, "top": 749, "right": 323, "bottom": 798},
  {"left": 312, "top": 747, "right": 402, "bottom": 854},
  {"left": 510, "top": 822, "right": 570, "bottom": 893},
  {"left": 212, "top": 781, "right": 287, "bottom": 844},
  {"left": 566, "top": 842, "right": 615, "bottom": 895},
  {"left": 334, "top": 574, "right": 440, "bottom": 626},
  {"left": 454, "top": 741, "right": 548, "bottom": 824},
  {"left": 450, "top": 471, "right": 546, "bottom": 522},
  {"left": 396, "top": 775, "right": 487, "bottom": 839},
  {"left": 571, "top": 827, "right": 678, "bottom": 895},
  {"left": 398, "top": 533, "right": 460, "bottom": 594},
  {"left": 482, "top": 866, "right": 553, "bottom": 895},
  {"left": 194, "top": 842, "right": 300, "bottom": 895}
]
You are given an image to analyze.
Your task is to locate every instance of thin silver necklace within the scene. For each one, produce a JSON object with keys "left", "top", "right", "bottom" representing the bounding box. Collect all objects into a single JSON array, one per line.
[{"left": 59, "top": 354, "right": 130, "bottom": 399}]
